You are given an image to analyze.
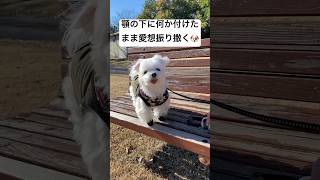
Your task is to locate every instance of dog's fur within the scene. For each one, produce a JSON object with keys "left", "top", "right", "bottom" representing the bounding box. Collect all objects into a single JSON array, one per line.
[
  {"left": 129, "top": 55, "right": 171, "bottom": 125},
  {"left": 61, "top": 0, "right": 108, "bottom": 179}
]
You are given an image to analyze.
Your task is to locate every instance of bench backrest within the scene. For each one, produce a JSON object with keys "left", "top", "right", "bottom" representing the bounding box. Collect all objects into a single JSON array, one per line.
[
  {"left": 128, "top": 38, "right": 210, "bottom": 100},
  {"left": 212, "top": 0, "right": 320, "bottom": 125}
]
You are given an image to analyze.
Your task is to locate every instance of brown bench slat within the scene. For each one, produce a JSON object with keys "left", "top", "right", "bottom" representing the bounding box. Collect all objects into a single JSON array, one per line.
[
  {"left": 111, "top": 104, "right": 204, "bottom": 131},
  {"left": 110, "top": 111, "right": 210, "bottom": 157},
  {"left": 170, "top": 91, "right": 210, "bottom": 101},
  {"left": 213, "top": 43, "right": 320, "bottom": 52},
  {"left": 168, "top": 57, "right": 210, "bottom": 67},
  {"left": 110, "top": 100, "right": 206, "bottom": 128},
  {"left": 113, "top": 95, "right": 209, "bottom": 114},
  {"left": 15, "top": 113, "right": 72, "bottom": 129},
  {"left": 0, "top": 118, "right": 73, "bottom": 141},
  {"left": 212, "top": 16, "right": 320, "bottom": 46},
  {"left": 0, "top": 138, "right": 88, "bottom": 178},
  {"left": 112, "top": 105, "right": 209, "bottom": 138},
  {"left": 212, "top": 48, "right": 320, "bottom": 76},
  {"left": 170, "top": 99, "right": 209, "bottom": 114},
  {"left": 110, "top": 97, "right": 206, "bottom": 120},
  {"left": 157, "top": 121, "right": 209, "bottom": 138},
  {"left": 212, "top": 157, "right": 301, "bottom": 179},
  {"left": 167, "top": 67, "right": 209, "bottom": 76},
  {"left": 129, "top": 48, "right": 210, "bottom": 60},
  {"left": 213, "top": 120, "right": 320, "bottom": 153},
  {"left": 213, "top": 0, "right": 320, "bottom": 16},
  {"left": 213, "top": 120, "right": 319, "bottom": 173},
  {"left": 32, "top": 107, "right": 69, "bottom": 119},
  {"left": 169, "top": 83, "right": 209, "bottom": 94},
  {"left": 214, "top": 142, "right": 313, "bottom": 175},
  {"left": 212, "top": 72, "right": 320, "bottom": 103},
  {"left": 128, "top": 39, "right": 210, "bottom": 54},
  {"left": 212, "top": 94, "right": 320, "bottom": 126},
  {"left": 213, "top": 147, "right": 311, "bottom": 176},
  {"left": 166, "top": 67, "right": 209, "bottom": 94},
  {"left": 111, "top": 100, "right": 210, "bottom": 138},
  {"left": 110, "top": 99, "right": 204, "bottom": 126},
  {"left": 0, "top": 126, "right": 79, "bottom": 156}
]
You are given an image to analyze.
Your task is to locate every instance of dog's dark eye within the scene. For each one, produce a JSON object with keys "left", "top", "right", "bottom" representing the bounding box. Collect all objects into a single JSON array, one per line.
[
  {"left": 156, "top": 68, "right": 160, "bottom": 71},
  {"left": 143, "top": 71, "right": 148, "bottom": 74}
]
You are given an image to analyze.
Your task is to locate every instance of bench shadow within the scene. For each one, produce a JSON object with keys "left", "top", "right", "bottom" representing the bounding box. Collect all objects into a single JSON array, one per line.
[{"left": 144, "top": 144, "right": 209, "bottom": 180}]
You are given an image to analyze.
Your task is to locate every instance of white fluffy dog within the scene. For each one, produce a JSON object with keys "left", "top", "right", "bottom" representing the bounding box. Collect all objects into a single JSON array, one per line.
[
  {"left": 61, "top": 0, "right": 109, "bottom": 179},
  {"left": 129, "top": 55, "right": 171, "bottom": 126}
]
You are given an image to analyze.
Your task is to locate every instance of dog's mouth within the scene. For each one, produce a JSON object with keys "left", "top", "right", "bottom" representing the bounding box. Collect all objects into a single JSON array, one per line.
[{"left": 150, "top": 79, "right": 158, "bottom": 84}]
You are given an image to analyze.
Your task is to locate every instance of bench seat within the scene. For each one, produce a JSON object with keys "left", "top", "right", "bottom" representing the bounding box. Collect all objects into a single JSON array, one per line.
[
  {"left": 212, "top": 94, "right": 320, "bottom": 178},
  {"left": 0, "top": 106, "right": 89, "bottom": 180},
  {"left": 110, "top": 93, "right": 210, "bottom": 158}
]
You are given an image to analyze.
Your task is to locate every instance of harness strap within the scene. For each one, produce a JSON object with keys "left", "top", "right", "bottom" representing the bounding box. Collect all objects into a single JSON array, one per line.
[
  {"left": 167, "top": 88, "right": 320, "bottom": 134},
  {"left": 94, "top": 85, "right": 110, "bottom": 128},
  {"left": 88, "top": 70, "right": 109, "bottom": 126},
  {"left": 138, "top": 89, "right": 169, "bottom": 107}
]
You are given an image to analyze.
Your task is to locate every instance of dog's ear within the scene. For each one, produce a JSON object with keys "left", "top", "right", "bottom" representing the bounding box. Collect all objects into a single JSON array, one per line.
[
  {"left": 132, "top": 60, "right": 141, "bottom": 71},
  {"left": 135, "top": 63, "right": 140, "bottom": 71},
  {"left": 153, "top": 54, "right": 170, "bottom": 66},
  {"left": 162, "top": 56, "right": 170, "bottom": 66}
]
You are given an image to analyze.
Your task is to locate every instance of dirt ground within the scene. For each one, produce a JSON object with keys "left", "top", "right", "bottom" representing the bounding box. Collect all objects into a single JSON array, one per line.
[{"left": 0, "top": 40, "right": 209, "bottom": 179}]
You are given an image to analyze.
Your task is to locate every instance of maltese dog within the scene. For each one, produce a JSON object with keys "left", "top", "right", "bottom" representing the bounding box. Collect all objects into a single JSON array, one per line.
[
  {"left": 129, "top": 55, "right": 171, "bottom": 126},
  {"left": 61, "top": 0, "right": 109, "bottom": 179}
]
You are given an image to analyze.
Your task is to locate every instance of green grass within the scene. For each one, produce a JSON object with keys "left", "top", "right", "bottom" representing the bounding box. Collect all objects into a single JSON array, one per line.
[{"left": 0, "top": 0, "right": 67, "bottom": 17}]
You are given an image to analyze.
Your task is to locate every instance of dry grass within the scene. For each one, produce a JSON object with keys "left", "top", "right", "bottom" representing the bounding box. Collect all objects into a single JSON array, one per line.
[
  {"left": 0, "top": 40, "right": 61, "bottom": 119},
  {"left": 110, "top": 74, "right": 209, "bottom": 180}
]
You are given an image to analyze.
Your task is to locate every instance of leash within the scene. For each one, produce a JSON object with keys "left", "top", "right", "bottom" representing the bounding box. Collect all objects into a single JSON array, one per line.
[{"left": 167, "top": 88, "right": 320, "bottom": 134}]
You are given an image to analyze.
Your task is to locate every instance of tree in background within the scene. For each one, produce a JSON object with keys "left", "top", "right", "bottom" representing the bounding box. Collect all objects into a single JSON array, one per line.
[
  {"left": 111, "top": 10, "right": 138, "bottom": 33},
  {"left": 195, "top": 0, "right": 210, "bottom": 38},
  {"left": 138, "top": 0, "right": 210, "bottom": 38}
]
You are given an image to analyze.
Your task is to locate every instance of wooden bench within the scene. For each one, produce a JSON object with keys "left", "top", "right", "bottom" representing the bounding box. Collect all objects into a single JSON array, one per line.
[
  {"left": 0, "top": 107, "right": 89, "bottom": 180},
  {"left": 110, "top": 38, "right": 211, "bottom": 162},
  {"left": 211, "top": 1, "right": 320, "bottom": 179}
]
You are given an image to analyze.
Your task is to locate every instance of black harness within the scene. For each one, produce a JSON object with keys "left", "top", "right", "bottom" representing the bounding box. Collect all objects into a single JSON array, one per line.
[
  {"left": 138, "top": 88, "right": 169, "bottom": 107},
  {"left": 129, "top": 75, "right": 169, "bottom": 107}
]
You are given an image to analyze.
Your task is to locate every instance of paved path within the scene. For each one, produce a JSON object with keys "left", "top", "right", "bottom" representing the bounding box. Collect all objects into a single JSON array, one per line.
[{"left": 111, "top": 66, "right": 128, "bottom": 74}]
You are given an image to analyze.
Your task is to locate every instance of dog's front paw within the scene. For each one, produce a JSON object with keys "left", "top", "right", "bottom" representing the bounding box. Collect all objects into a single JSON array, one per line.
[{"left": 147, "top": 120, "right": 153, "bottom": 126}]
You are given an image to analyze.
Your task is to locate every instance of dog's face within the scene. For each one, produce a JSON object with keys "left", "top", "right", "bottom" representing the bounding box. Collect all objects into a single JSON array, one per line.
[{"left": 135, "top": 55, "right": 170, "bottom": 89}]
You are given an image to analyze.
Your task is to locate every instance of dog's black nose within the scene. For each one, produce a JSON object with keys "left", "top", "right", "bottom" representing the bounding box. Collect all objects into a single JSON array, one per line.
[{"left": 152, "top": 73, "right": 157, "bottom": 77}]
